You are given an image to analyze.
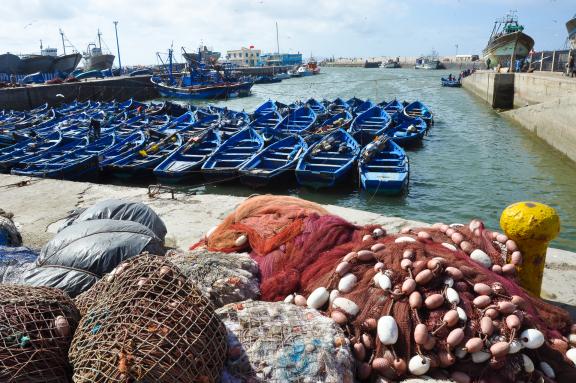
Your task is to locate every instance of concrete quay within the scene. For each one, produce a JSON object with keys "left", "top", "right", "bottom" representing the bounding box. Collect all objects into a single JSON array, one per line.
[
  {"left": 0, "top": 75, "right": 159, "bottom": 111},
  {"left": 462, "top": 71, "right": 576, "bottom": 163},
  {"left": 1, "top": 173, "right": 574, "bottom": 320}
]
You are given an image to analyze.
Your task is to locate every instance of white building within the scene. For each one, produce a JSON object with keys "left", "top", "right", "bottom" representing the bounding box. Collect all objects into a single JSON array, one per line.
[{"left": 226, "top": 47, "right": 262, "bottom": 67}]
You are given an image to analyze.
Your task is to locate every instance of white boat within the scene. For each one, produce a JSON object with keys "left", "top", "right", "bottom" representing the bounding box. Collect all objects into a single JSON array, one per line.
[
  {"left": 83, "top": 30, "right": 115, "bottom": 71},
  {"left": 482, "top": 13, "right": 534, "bottom": 69},
  {"left": 415, "top": 52, "right": 441, "bottom": 70}
]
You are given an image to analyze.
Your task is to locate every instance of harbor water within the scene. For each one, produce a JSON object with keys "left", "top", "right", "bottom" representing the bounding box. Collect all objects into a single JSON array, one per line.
[{"left": 157, "top": 67, "right": 576, "bottom": 252}]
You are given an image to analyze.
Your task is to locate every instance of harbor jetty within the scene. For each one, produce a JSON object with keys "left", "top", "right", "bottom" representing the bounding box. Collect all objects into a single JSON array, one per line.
[
  {"left": 462, "top": 71, "right": 576, "bottom": 162},
  {"left": 0, "top": 74, "right": 157, "bottom": 111}
]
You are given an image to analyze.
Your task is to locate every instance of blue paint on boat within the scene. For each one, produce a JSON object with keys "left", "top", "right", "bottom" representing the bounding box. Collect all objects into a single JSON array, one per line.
[
  {"left": 296, "top": 128, "right": 360, "bottom": 189},
  {"left": 327, "top": 98, "right": 351, "bottom": 115},
  {"left": 352, "top": 99, "right": 375, "bottom": 115},
  {"left": 0, "top": 131, "right": 63, "bottom": 172},
  {"left": 306, "top": 111, "right": 353, "bottom": 144},
  {"left": 239, "top": 135, "right": 308, "bottom": 187},
  {"left": 348, "top": 106, "right": 392, "bottom": 145},
  {"left": 153, "top": 129, "right": 221, "bottom": 183},
  {"left": 383, "top": 115, "right": 427, "bottom": 147},
  {"left": 252, "top": 99, "right": 278, "bottom": 119},
  {"left": 274, "top": 106, "right": 317, "bottom": 137},
  {"left": 404, "top": 101, "right": 433, "bottom": 126},
  {"left": 201, "top": 127, "right": 264, "bottom": 182},
  {"left": 441, "top": 78, "right": 462, "bottom": 87},
  {"left": 358, "top": 136, "right": 409, "bottom": 195}
]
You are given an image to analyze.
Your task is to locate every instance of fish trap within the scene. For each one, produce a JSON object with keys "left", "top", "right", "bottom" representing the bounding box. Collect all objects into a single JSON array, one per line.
[
  {"left": 69, "top": 254, "right": 228, "bottom": 383},
  {"left": 0, "top": 285, "right": 80, "bottom": 383}
]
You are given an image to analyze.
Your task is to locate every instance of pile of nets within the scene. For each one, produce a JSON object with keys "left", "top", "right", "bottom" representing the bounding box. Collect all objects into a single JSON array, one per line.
[
  {"left": 168, "top": 248, "right": 260, "bottom": 308},
  {"left": 23, "top": 219, "right": 164, "bottom": 297},
  {"left": 0, "top": 208, "right": 21, "bottom": 247},
  {"left": 217, "top": 300, "right": 354, "bottom": 382},
  {"left": 196, "top": 195, "right": 576, "bottom": 382},
  {"left": 0, "top": 285, "right": 80, "bottom": 382},
  {"left": 70, "top": 254, "right": 228, "bottom": 382}
]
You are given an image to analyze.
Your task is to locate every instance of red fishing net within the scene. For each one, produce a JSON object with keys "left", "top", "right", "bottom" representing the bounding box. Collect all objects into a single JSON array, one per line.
[{"left": 193, "top": 195, "right": 576, "bottom": 382}]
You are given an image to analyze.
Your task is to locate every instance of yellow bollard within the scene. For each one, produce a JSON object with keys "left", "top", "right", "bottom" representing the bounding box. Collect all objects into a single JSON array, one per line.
[{"left": 500, "top": 201, "right": 560, "bottom": 296}]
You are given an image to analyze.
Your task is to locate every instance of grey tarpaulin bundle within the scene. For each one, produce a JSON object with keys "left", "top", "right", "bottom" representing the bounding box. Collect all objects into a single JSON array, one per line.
[
  {"left": 0, "top": 245, "right": 37, "bottom": 284},
  {"left": 168, "top": 249, "right": 260, "bottom": 308},
  {"left": 23, "top": 219, "right": 164, "bottom": 297},
  {"left": 0, "top": 209, "right": 21, "bottom": 247},
  {"left": 59, "top": 199, "right": 167, "bottom": 241},
  {"left": 217, "top": 300, "right": 354, "bottom": 383},
  {"left": 70, "top": 254, "right": 228, "bottom": 383},
  {"left": 0, "top": 284, "right": 80, "bottom": 383}
]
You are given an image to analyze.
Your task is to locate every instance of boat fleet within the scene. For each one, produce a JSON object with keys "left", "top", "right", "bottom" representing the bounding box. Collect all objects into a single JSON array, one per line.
[{"left": 0, "top": 97, "right": 434, "bottom": 195}]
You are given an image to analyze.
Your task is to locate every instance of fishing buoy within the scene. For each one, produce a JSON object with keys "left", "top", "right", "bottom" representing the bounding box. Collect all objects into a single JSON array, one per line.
[
  {"left": 408, "top": 355, "right": 430, "bottom": 375},
  {"left": 307, "top": 287, "right": 329, "bottom": 309},
  {"left": 377, "top": 316, "right": 399, "bottom": 345}
]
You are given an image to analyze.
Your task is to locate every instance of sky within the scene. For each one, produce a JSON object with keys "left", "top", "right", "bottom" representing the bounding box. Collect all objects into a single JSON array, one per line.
[{"left": 0, "top": 0, "right": 573, "bottom": 66}]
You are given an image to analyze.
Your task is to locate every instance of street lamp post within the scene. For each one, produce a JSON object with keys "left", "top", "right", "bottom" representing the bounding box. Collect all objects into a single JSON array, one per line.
[{"left": 113, "top": 21, "right": 122, "bottom": 75}]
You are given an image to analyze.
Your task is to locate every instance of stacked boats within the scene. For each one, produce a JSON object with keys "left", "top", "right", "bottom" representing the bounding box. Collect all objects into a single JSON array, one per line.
[{"left": 0, "top": 96, "right": 434, "bottom": 195}]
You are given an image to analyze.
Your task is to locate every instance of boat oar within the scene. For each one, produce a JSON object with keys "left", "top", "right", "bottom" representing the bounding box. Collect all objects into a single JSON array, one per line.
[{"left": 139, "top": 130, "right": 179, "bottom": 157}]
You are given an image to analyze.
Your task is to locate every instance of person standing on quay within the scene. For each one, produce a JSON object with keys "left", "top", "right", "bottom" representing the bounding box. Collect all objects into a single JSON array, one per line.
[{"left": 570, "top": 54, "right": 575, "bottom": 78}]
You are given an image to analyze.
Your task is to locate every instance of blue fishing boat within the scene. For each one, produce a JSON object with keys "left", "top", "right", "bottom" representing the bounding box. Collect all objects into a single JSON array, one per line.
[
  {"left": 153, "top": 129, "right": 221, "bottom": 183},
  {"left": 383, "top": 116, "right": 427, "bottom": 146},
  {"left": 253, "top": 99, "right": 278, "bottom": 119},
  {"left": 201, "top": 127, "right": 264, "bottom": 182},
  {"left": 404, "top": 101, "right": 433, "bottom": 126},
  {"left": 239, "top": 135, "right": 308, "bottom": 187},
  {"left": 274, "top": 106, "right": 317, "bottom": 137},
  {"left": 358, "top": 136, "right": 409, "bottom": 195},
  {"left": 104, "top": 131, "right": 183, "bottom": 177},
  {"left": 214, "top": 109, "right": 250, "bottom": 139},
  {"left": 349, "top": 106, "right": 392, "bottom": 146},
  {"left": 441, "top": 78, "right": 462, "bottom": 87},
  {"left": 99, "top": 131, "right": 147, "bottom": 165},
  {"left": 0, "top": 132, "right": 63, "bottom": 172},
  {"left": 327, "top": 98, "right": 351, "bottom": 115},
  {"left": 305, "top": 98, "right": 328, "bottom": 116},
  {"left": 353, "top": 99, "right": 375, "bottom": 115},
  {"left": 306, "top": 111, "right": 353, "bottom": 143},
  {"left": 295, "top": 128, "right": 360, "bottom": 189},
  {"left": 11, "top": 134, "right": 117, "bottom": 180},
  {"left": 75, "top": 70, "right": 104, "bottom": 80},
  {"left": 382, "top": 99, "right": 404, "bottom": 119},
  {"left": 247, "top": 111, "right": 282, "bottom": 143},
  {"left": 346, "top": 97, "right": 365, "bottom": 110}
]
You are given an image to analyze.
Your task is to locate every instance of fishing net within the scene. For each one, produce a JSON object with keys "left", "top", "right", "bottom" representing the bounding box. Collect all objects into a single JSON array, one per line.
[
  {"left": 193, "top": 194, "right": 329, "bottom": 254},
  {"left": 0, "top": 208, "right": 22, "bottom": 247},
  {"left": 69, "top": 254, "right": 228, "bottom": 383},
  {"left": 168, "top": 248, "right": 260, "bottom": 308},
  {"left": 217, "top": 300, "right": 354, "bottom": 383},
  {"left": 299, "top": 222, "right": 576, "bottom": 382},
  {"left": 0, "top": 284, "right": 80, "bottom": 383}
]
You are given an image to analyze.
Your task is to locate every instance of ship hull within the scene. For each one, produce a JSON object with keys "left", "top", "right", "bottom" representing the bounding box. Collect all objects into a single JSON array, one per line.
[
  {"left": 83, "top": 54, "right": 115, "bottom": 71},
  {"left": 482, "top": 32, "right": 534, "bottom": 65},
  {"left": 52, "top": 53, "right": 82, "bottom": 74},
  {"left": 19, "top": 55, "right": 55, "bottom": 74},
  {"left": 0, "top": 53, "right": 21, "bottom": 74}
]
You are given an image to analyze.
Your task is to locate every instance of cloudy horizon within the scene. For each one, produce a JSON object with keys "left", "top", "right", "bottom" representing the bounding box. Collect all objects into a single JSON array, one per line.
[{"left": 1, "top": 0, "right": 573, "bottom": 66}]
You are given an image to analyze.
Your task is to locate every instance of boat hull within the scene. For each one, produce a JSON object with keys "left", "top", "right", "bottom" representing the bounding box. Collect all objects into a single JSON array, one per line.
[
  {"left": 11, "top": 155, "right": 99, "bottom": 181},
  {"left": 0, "top": 53, "right": 21, "bottom": 74},
  {"left": 52, "top": 53, "right": 83, "bottom": 74},
  {"left": 84, "top": 54, "right": 115, "bottom": 71},
  {"left": 482, "top": 32, "right": 534, "bottom": 65},
  {"left": 19, "top": 55, "right": 55, "bottom": 74}
]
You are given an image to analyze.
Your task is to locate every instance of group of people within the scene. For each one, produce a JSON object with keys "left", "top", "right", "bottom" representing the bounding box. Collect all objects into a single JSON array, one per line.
[{"left": 447, "top": 73, "right": 462, "bottom": 82}]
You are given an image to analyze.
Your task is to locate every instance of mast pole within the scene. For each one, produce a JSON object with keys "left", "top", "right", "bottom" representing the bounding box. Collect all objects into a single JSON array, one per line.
[
  {"left": 98, "top": 29, "right": 102, "bottom": 49},
  {"left": 113, "top": 21, "right": 122, "bottom": 74},
  {"left": 60, "top": 29, "right": 66, "bottom": 55},
  {"left": 276, "top": 21, "right": 280, "bottom": 54}
]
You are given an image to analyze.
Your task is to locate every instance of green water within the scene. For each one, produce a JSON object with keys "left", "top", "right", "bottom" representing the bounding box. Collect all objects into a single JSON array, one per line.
[{"left": 162, "top": 67, "right": 576, "bottom": 251}]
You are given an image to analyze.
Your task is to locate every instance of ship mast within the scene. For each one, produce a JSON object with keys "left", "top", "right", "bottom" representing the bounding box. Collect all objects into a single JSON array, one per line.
[
  {"left": 97, "top": 29, "right": 102, "bottom": 49},
  {"left": 59, "top": 29, "right": 66, "bottom": 55},
  {"left": 276, "top": 21, "right": 280, "bottom": 55}
]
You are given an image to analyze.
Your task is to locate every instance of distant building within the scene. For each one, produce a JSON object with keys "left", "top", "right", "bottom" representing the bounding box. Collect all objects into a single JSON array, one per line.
[
  {"left": 226, "top": 47, "right": 261, "bottom": 67},
  {"left": 261, "top": 53, "right": 303, "bottom": 66}
]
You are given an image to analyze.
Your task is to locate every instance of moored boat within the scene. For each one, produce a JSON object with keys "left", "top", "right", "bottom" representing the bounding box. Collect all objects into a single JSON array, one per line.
[
  {"left": 0, "top": 132, "right": 63, "bottom": 172},
  {"left": 441, "top": 77, "right": 462, "bottom": 87},
  {"left": 306, "top": 111, "right": 353, "bottom": 143},
  {"left": 153, "top": 128, "right": 221, "bottom": 183},
  {"left": 201, "top": 127, "right": 264, "bottom": 182},
  {"left": 403, "top": 101, "right": 433, "bottom": 126},
  {"left": 358, "top": 135, "right": 409, "bottom": 195},
  {"left": 482, "top": 13, "right": 534, "bottom": 70},
  {"left": 349, "top": 106, "right": 391, "bottom": 145},
  {"left": 274, "top": 106, "right": 317, "bottom": 137},
  {"left": 295, "top": 128, "right": 360, "bottom": 189},
  {"left": 327, "top": 98, "right": 351, "bottom": 115},
  {"left": 239, "top": 135, "right": 307, "bottom": 187},
  {"left": 253, "top": 99, "right": 278, "bottom": 119},
  {"left": 383, "top": 115, "right": 427, "bottom": 146}
]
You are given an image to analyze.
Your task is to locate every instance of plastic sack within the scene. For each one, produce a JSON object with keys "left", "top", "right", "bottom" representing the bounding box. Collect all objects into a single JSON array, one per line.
[
  {"left": 60, "top": 199, "right": 167, "bottom": 241},
  {"left": 0, "top": 213, "right": 22, "bottom": 247},
  {"left": 23, "top": 220, "right": 164, "bottom": 297}
]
